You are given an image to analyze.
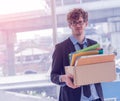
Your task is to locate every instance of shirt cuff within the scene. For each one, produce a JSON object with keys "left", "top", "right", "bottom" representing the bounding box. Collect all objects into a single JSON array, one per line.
[
  {"left": 59, "top": 75, "right": 66, "bottom": 86},
  {"left": 59, "top": 75, "right": 62, "bottom": 82}
]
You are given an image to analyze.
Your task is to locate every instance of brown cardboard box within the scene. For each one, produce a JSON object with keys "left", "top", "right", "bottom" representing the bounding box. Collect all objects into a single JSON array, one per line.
[{"left": 65, "top": 61, "right": 116, "bottom": 86}]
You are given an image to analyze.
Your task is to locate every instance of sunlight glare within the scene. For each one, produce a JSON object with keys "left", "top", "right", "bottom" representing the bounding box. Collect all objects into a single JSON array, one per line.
[
  {"left": 17, "top": 29, "right": 52, "bottom": 41},
  {"left": 0, "top": 0, "right": 47, "bottom": 15}
]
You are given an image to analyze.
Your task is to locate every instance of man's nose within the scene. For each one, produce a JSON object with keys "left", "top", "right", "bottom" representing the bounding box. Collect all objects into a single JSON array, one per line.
[{"left": 76, "top": 23, "right": 81, "bottom": 27}]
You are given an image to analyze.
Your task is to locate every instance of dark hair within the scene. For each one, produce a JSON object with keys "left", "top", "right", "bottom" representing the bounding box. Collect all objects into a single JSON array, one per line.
[{"left": 67, "top": 8, "right": 88, "bottom": 24}]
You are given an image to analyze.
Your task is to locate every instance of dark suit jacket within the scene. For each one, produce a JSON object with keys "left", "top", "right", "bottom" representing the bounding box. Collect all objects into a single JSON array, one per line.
[{"left": 51, "top": 38, "right": 104, "bottom": 101}]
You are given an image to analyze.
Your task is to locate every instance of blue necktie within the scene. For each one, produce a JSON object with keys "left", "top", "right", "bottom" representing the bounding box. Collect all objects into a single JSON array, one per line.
[{"left": 77, "top": 43, "right": 91, "bottom": 98}]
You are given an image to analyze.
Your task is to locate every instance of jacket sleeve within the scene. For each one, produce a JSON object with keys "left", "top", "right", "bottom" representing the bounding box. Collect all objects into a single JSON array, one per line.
[{"left": 50, "top": 44, "right": 66, "bottom": 85}]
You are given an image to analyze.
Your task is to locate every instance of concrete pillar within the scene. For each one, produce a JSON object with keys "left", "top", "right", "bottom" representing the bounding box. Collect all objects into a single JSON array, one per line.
[
  {"left": 51, "top": 0, "right": 57, "bottom": 46},
  {"left": 3, "top": 31, "right": 16, "bottom": 76}
]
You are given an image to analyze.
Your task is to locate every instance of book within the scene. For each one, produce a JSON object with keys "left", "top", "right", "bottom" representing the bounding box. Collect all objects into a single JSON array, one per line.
[
  {"left": 70, "top": 49, "right": 103, "bottom": 66},
  {"left": 75, "top": 54, "right": 115, "bottom": 66}
]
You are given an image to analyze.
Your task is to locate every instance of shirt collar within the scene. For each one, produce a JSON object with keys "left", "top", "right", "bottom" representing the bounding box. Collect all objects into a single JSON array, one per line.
[{"left": 70, "top": 35, "right": 87, "bottom": 45}]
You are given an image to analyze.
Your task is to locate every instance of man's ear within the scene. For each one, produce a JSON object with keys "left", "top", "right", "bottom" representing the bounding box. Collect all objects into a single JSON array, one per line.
[{"left": 68, "top": 24, "right": 72, "bottom": 28}]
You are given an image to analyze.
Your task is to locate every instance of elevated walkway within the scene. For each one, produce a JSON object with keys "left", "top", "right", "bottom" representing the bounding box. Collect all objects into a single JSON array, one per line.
[
  {"left": 56, "top": 0, "right": 120, "bottom": 14},
  {"left": 0, "top": 0, "right": 120, "bottom": 32}
]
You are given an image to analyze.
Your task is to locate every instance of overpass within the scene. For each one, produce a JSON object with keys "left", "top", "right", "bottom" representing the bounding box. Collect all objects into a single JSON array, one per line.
[{"left": 0, "top": 0, "right": 120, "bottom": 32}]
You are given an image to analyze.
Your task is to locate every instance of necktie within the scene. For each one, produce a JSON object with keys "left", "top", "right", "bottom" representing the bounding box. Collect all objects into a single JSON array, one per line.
[
  {"left": 77, "top": 43, "right": 83, "bottom": 49},
  {"left": 77, "top": 43, "right": 91, "bottom": 97},
  {"left": 83, "top": 85, "right": 91, "bottom": 97}
]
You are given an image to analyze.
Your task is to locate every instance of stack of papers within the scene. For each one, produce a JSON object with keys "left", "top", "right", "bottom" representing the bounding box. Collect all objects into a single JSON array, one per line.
[
  {"left": 75, "top": 54, "right": 115, "bottom": 66},
  {"left": 69, "top": 43, "right": 103, "bottom": 66}
]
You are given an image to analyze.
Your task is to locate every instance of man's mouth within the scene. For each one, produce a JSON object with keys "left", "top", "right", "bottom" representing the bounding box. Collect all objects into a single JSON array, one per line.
[{"left": 76, "top": 28, "right": 82, "bottom": 31}]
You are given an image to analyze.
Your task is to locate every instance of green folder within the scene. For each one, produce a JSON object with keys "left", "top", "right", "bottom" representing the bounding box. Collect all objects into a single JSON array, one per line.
[{"left": 69, "top": 43, "right": 101, "bottom": 64}]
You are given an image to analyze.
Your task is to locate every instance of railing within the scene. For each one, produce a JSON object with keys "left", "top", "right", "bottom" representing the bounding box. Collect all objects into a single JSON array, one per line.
[
  {"left": 0, "top": 74, "right": 58, "bottom": 100},
  {"left": 105, "top": 98, "right": 117, "bottom": 101},
  {"left": 0, "top": 90, "right": 56, "bottom": 101}
]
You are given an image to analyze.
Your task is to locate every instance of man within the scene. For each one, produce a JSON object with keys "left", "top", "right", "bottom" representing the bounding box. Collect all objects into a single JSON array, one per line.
[{"left": 50, "top": 8, "right": 104, "bottom": 101}]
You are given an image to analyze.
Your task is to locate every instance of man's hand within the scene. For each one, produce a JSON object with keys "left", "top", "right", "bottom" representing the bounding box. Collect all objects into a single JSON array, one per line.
[{"left": 61, "top": 74, "right": 78, "bottom": 89}]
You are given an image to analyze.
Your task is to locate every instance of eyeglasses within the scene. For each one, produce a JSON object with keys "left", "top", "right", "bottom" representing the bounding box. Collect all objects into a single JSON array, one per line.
[{"left": 71, "top": 21, "right": 85, "bottom": 26}]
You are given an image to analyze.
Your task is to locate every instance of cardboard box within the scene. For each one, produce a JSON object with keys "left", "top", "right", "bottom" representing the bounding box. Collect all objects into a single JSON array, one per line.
[{"left": 65, "top": 61, "right": 116, "bottom": 86}]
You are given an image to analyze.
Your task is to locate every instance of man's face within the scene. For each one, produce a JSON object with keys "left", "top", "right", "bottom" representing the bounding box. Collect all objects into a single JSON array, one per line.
[{"left": 70, "top": 17, "right": 88, "bottom": 37}]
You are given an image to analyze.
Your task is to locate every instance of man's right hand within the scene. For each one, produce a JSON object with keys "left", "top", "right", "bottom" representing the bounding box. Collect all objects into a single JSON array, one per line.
[{"left": 60, "top": 74, "right": 78, "bottom": 89}]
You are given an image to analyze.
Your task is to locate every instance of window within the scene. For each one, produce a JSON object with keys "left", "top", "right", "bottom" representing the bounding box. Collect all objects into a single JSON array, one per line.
[
  {"left": 25, "top": 56, "right": 32, "bottom": 61},
  {"left": 33, "top": 55, "right": 40, "bottom": 60}
]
